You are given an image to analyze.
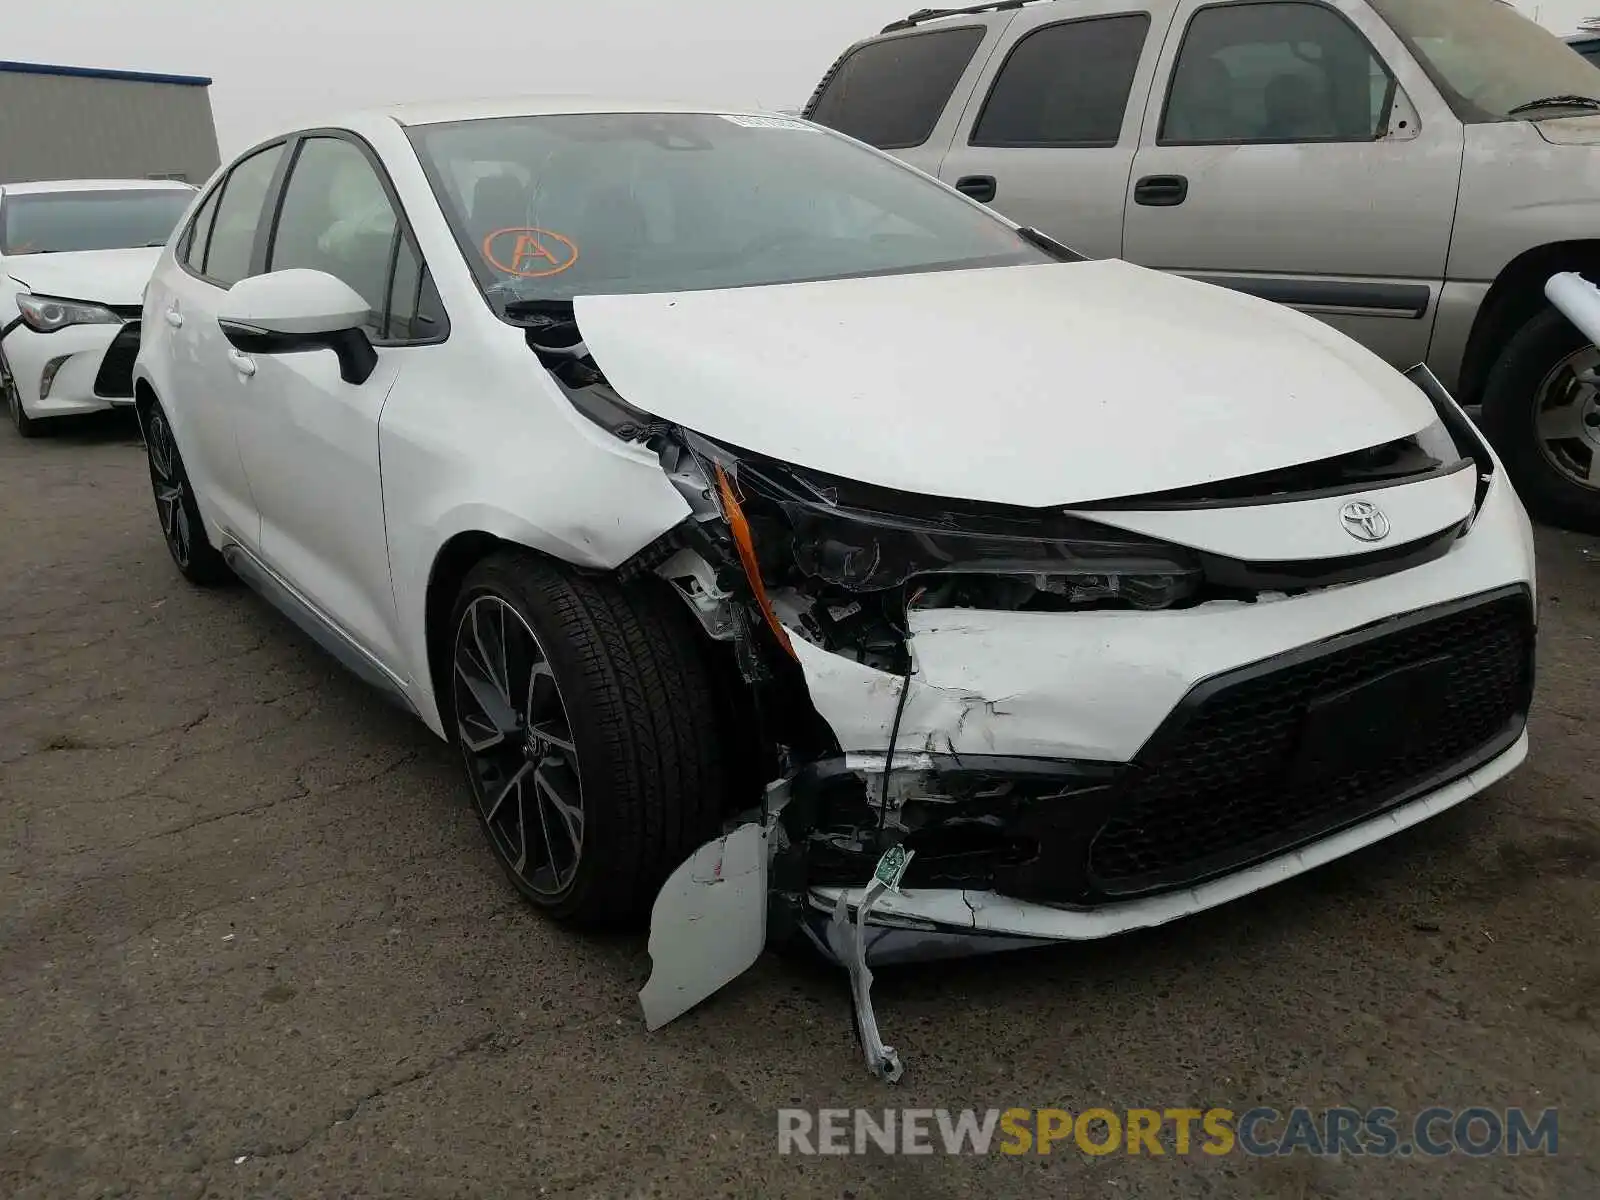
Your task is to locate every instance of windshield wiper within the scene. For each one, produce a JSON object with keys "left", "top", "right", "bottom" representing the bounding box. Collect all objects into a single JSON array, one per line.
[{"left": 1507, "top": 94, "right": 1600, "bottom": 116}]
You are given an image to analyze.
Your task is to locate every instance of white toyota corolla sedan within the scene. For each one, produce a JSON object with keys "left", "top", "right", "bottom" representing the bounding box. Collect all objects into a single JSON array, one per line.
[
  {"left": 134, "top": 98, "right": 1536, "bottom": 1043},
  {"left": 1, "top": 179, "right": 196, "bottom": 436}
]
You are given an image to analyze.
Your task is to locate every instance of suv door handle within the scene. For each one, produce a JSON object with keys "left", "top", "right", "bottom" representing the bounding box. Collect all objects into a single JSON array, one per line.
[
  {"left": 229, "top": 350, "right": 256, "bottom": 378},
  {"left": 954, "top": 175, "right": 998, "bottom": 203},
  {"left": 1134, "top": 174, "right": 1189, "bottom": 207},
  {"left": 164, "top": 306, "right": 184, "bottom": 328}
]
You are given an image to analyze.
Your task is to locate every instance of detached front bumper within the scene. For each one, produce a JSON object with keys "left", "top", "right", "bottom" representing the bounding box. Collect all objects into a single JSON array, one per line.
[{"left": 1, "top": 318, "right": 140, "bottom": 418}]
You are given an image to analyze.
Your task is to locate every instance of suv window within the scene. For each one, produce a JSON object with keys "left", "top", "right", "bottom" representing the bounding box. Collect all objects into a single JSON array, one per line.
[
  {"left": 972, "top": 15, "right": 1152, "bottom": 147},
  {"left": 1162, "top": 2, "right": 1393, "bottom": 144},
  {"left": 203, "top": 143, "right": 286, "bottom": 286},
  {"left": 269, "top": 136, "right": 444, "bottom": 343},
  {"left": 807, "top": 26, "right": 985, "bottom": 149}
]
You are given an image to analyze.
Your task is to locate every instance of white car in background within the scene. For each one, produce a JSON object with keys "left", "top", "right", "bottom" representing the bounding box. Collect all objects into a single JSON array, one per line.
[
  {"left": 133, "top": 100, "right": 1535, "bottom": 1069},
  {"left": 1, "top": 179, "right": 195, "bottom": 436}
]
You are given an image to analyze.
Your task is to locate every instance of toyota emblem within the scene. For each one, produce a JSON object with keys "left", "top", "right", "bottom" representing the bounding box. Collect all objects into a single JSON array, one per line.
[{"left": 1339, "top": 499, "right": 1391, "bottom": 542}]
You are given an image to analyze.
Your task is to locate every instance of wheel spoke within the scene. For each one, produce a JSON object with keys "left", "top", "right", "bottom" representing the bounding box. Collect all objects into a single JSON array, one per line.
[
  {"left": 457, "top": 713, "right": 505, "bottom": 753},
  {"left": 1539, "top": 395, "right": 1589, "bottom": 442},
  {"left": 471, "top": 603, "right": 511, "bottom": 703},
  {"left": 536, "top": 765, "right": 583, "bottom": 870},
  {"left": 1587, "top": 449, "right": 1600, "bottom": 487},
  {"left": 486, "top": 760, "right": 533, "bottom": 825}
]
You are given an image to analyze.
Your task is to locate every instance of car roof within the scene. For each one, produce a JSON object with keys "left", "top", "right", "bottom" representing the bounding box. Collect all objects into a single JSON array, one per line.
[
  {"left": 0, "top": 178, "right": 196, "bottom": 196},
  {"left": 329, "top": 95, "right": 773, "bottom": 132}
]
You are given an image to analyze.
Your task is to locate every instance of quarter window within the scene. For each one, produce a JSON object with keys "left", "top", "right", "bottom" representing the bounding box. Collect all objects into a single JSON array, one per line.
[
  {"left": 203, "top": 143, "right": 286, "bottom": 287},
  {"left": 180, "top": 185, "right": 221, "bottom": 272},
  {"left": 972, "top": 15, "right": 1152, "bottom": 147},
  {"left": 1161, "top": 2, "right": 1394, "bottom": 144},
  {"left": 807, "top": 27, "right": 986, "bottom": 149}
]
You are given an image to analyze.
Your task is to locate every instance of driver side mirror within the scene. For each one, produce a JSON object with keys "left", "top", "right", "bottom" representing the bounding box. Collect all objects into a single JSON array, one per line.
[{"left": 217, "top": 269, "right": 378, "bottom": 385}]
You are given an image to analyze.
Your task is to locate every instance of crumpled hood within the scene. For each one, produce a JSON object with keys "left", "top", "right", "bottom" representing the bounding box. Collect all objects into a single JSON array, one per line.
[
  {"left": 575, "top": 260, "right": 1435, "bottom": 508},
  {"left": 6, "top": 246, "right": 161, "bottom": 307}
]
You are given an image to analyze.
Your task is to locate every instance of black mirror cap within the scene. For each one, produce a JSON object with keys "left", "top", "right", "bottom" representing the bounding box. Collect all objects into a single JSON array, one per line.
[{"left": 218, "top": 320, "right": 377, "bottom": 386}]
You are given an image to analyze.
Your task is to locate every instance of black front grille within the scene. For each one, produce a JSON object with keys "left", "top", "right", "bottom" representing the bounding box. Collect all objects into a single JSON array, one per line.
[
  {"left": 106, "top": 304, "right": 143, "bottom": 320},
  {"left": 92, "top": 320, "right": 140, "bottom": 398},
  {"left": 1086, "top": 587, "right": 1534, "bottom": 897}
]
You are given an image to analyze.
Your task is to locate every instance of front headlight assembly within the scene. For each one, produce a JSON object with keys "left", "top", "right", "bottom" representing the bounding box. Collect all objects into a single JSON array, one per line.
[
  {"left": 14, "top": 293, "right": 123, "bottom": 334},
  {"left": 708, "top": 445, "right": 1203, "bottom": 615}
]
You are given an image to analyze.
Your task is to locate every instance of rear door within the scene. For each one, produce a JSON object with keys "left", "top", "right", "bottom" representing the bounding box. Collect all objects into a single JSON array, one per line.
[
  {"left": 935, "top": 4, "right": 1171, "bottom": 258},
  {"left": 154, "top": 141, "right": 289, "bottom": 547},
  {"left": 1121, "top": 0, "right": 1463, "bottom": 368},
  {"left": 804, "top": 19, "right": 1009, "bottom": 177},
  {"left": 232, "top": 132, "right": 447, "bottom": 673}
]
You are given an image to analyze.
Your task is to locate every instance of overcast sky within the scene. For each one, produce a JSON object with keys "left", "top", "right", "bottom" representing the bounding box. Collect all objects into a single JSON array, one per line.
[{"left": 2, "top": 0, "right": 1592, "bottom": 153}]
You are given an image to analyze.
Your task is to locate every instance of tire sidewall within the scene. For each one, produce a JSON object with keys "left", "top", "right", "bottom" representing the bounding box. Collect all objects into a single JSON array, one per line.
[{"left": 1480, "top": 305, "right": 1600, "bottom": 534}]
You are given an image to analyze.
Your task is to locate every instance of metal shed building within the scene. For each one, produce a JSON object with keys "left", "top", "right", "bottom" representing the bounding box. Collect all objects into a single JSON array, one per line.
[{"left": 0, "top": 61, "right": 220, "bottom": 186}]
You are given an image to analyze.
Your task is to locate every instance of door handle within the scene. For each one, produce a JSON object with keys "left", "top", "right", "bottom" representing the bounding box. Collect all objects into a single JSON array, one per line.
[
  {"left": 164, "top": 306, "right": 184, "bottom": 328},
  {"left": 954, "top": 174, "right": 998, "bottom": 203},
  {"left": 1133, "top": 174, "right": 1189, "bottom": 207},
  {"left": 229, "top": 350, "right": 256, "bottom": 378}
]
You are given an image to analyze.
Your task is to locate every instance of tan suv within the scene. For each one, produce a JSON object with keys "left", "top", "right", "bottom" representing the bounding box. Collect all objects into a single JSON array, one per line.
[{"left": 806, "top": 0, "right": 1600, "bottom": 532}]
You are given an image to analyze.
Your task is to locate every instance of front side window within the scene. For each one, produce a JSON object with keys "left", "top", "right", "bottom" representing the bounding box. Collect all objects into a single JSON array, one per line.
[
  {"left": 1161, "top": 2, "right": 1393, "bottom": 144},
  {"left": 204, "top": 143, "right": 287, "bottom": 287},
  {"left": 269, "top": 137, "right": 401, "bottom": 339},
  {"left": 807, "top": 27, "right": 986, "bottom": 149},
  {"left": 1369, "top": 0, "right": 1600, "bottom": 122},
  {"left": 0, "top": 188, "right": 193, "bottom": 255},
  {"left": 973, "top": 15, "right": 1152, "bottom": 147},
  {"left": 407, "top": 112, "right": 1054, "bottom": 319}
]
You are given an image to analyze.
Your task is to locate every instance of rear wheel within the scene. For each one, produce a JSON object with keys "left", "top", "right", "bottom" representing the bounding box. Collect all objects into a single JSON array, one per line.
[
  {"left": 143, "top": 400, "right": 233, "bottom": 585},
  {"left": 1480, "top": 305, "right": 1600, "bottom": 534},
  {"left": 448, "top": 551, "right": 730, "bottom": 926}
]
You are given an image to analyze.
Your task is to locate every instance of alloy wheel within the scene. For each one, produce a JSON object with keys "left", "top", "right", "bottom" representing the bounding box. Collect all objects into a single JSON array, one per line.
[
  {"left": 452, "top": 595, "right": 585, "bottom": 898},
  {"left": 146, "top": 410, "right": 193, "bottom": 568},
  {"left": 1533, "top": 345, "right": 1600, "bottom": 491}
]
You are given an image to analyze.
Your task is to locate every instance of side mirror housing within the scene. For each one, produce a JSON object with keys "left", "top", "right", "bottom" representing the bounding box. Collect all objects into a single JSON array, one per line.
[{"left": 217, "top": 269, "right": 378, "bottom": 385}]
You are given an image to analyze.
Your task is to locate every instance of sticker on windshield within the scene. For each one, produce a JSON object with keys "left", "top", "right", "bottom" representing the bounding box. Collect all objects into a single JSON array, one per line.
[
  {"left": 718, "top": 114, "right": 817, "bottom": 132},
  {"left": 482, "top": 227, "right": 580, "bottom": 278}
]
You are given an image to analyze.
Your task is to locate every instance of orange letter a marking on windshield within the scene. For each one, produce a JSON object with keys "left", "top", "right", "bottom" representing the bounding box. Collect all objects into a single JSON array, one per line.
[{"left": 510, "top": 232, "right": 560, "bottom": 274}]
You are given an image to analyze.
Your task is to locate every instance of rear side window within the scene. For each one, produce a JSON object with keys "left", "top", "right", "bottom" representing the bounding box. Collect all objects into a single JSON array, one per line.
[
  {"left": 202, "top": 143, "right": 286, "bottom": 286},
  {"left": 972, "top": 15, "right": 1152, "bottom": 146},
  {"left": 807, "top": 26, "right": 985, "bottom": 149}
]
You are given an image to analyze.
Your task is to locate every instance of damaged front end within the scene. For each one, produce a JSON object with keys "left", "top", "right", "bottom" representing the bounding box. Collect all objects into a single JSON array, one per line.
[
  {"left": 525, "top": 303, "right": 1209, "bottom": 1055},
  {"left": 521, "top": 298, "right": 1529, "bottom": 1082}
]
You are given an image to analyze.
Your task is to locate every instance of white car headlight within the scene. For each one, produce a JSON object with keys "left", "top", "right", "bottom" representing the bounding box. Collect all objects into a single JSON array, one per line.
[{"left": 14, "top": 293, "right": 122, "bottom": 334}]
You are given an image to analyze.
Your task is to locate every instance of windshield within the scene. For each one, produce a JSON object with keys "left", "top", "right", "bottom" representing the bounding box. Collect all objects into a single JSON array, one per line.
[
  {"left": 406, "top": 112, "right": 1051, "bottom": 315},
  {"left": 0, "top": 188, "right": 194, "bottom": 255},
  {"left": 1369, "top": 0, "right": 1600, "bottom": 122}
]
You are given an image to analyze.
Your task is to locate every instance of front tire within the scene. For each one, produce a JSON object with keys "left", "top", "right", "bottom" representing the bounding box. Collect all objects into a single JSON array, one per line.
[
  {"left": 448, "top": 551, "right": 729, "bottom": 926},
  {"left": 143, "top": 400, "right": 233, "bottom": 585},
  {"left": 4, "top": 365, "right": 41, "bottom": 438},
  {"left": 1480, "top": 305, "right": 1600, "bottom": 534}
]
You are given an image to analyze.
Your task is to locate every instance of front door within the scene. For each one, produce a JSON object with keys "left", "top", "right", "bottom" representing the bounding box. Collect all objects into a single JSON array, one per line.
[
  {"left": 232, "top": 134, "right": 437, "bottom": 674},
  {"left": 1121, "top": 0, "right": 1464, "bottom": 368}
]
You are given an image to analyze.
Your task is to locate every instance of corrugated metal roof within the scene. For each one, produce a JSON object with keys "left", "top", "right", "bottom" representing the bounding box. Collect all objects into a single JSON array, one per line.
[{"left": 0, "top": 60, "right": 211, "bottom": 88}]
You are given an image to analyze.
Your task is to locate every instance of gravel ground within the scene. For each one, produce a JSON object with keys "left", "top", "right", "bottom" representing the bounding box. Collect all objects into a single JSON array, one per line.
[{"left": 0, "top": 412, "right": 1595, "bottom": 1200}]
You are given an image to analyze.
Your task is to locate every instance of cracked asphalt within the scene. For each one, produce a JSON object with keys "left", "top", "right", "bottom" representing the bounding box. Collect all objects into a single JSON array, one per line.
[{"left": 1, "top": 412, "right": 1596, "bottom": 1200}]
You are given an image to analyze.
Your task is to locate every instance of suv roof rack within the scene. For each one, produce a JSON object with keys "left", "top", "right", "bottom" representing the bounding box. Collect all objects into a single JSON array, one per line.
[{"left": 881, "top": 0, "right": 1043, "bottom": 33}]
